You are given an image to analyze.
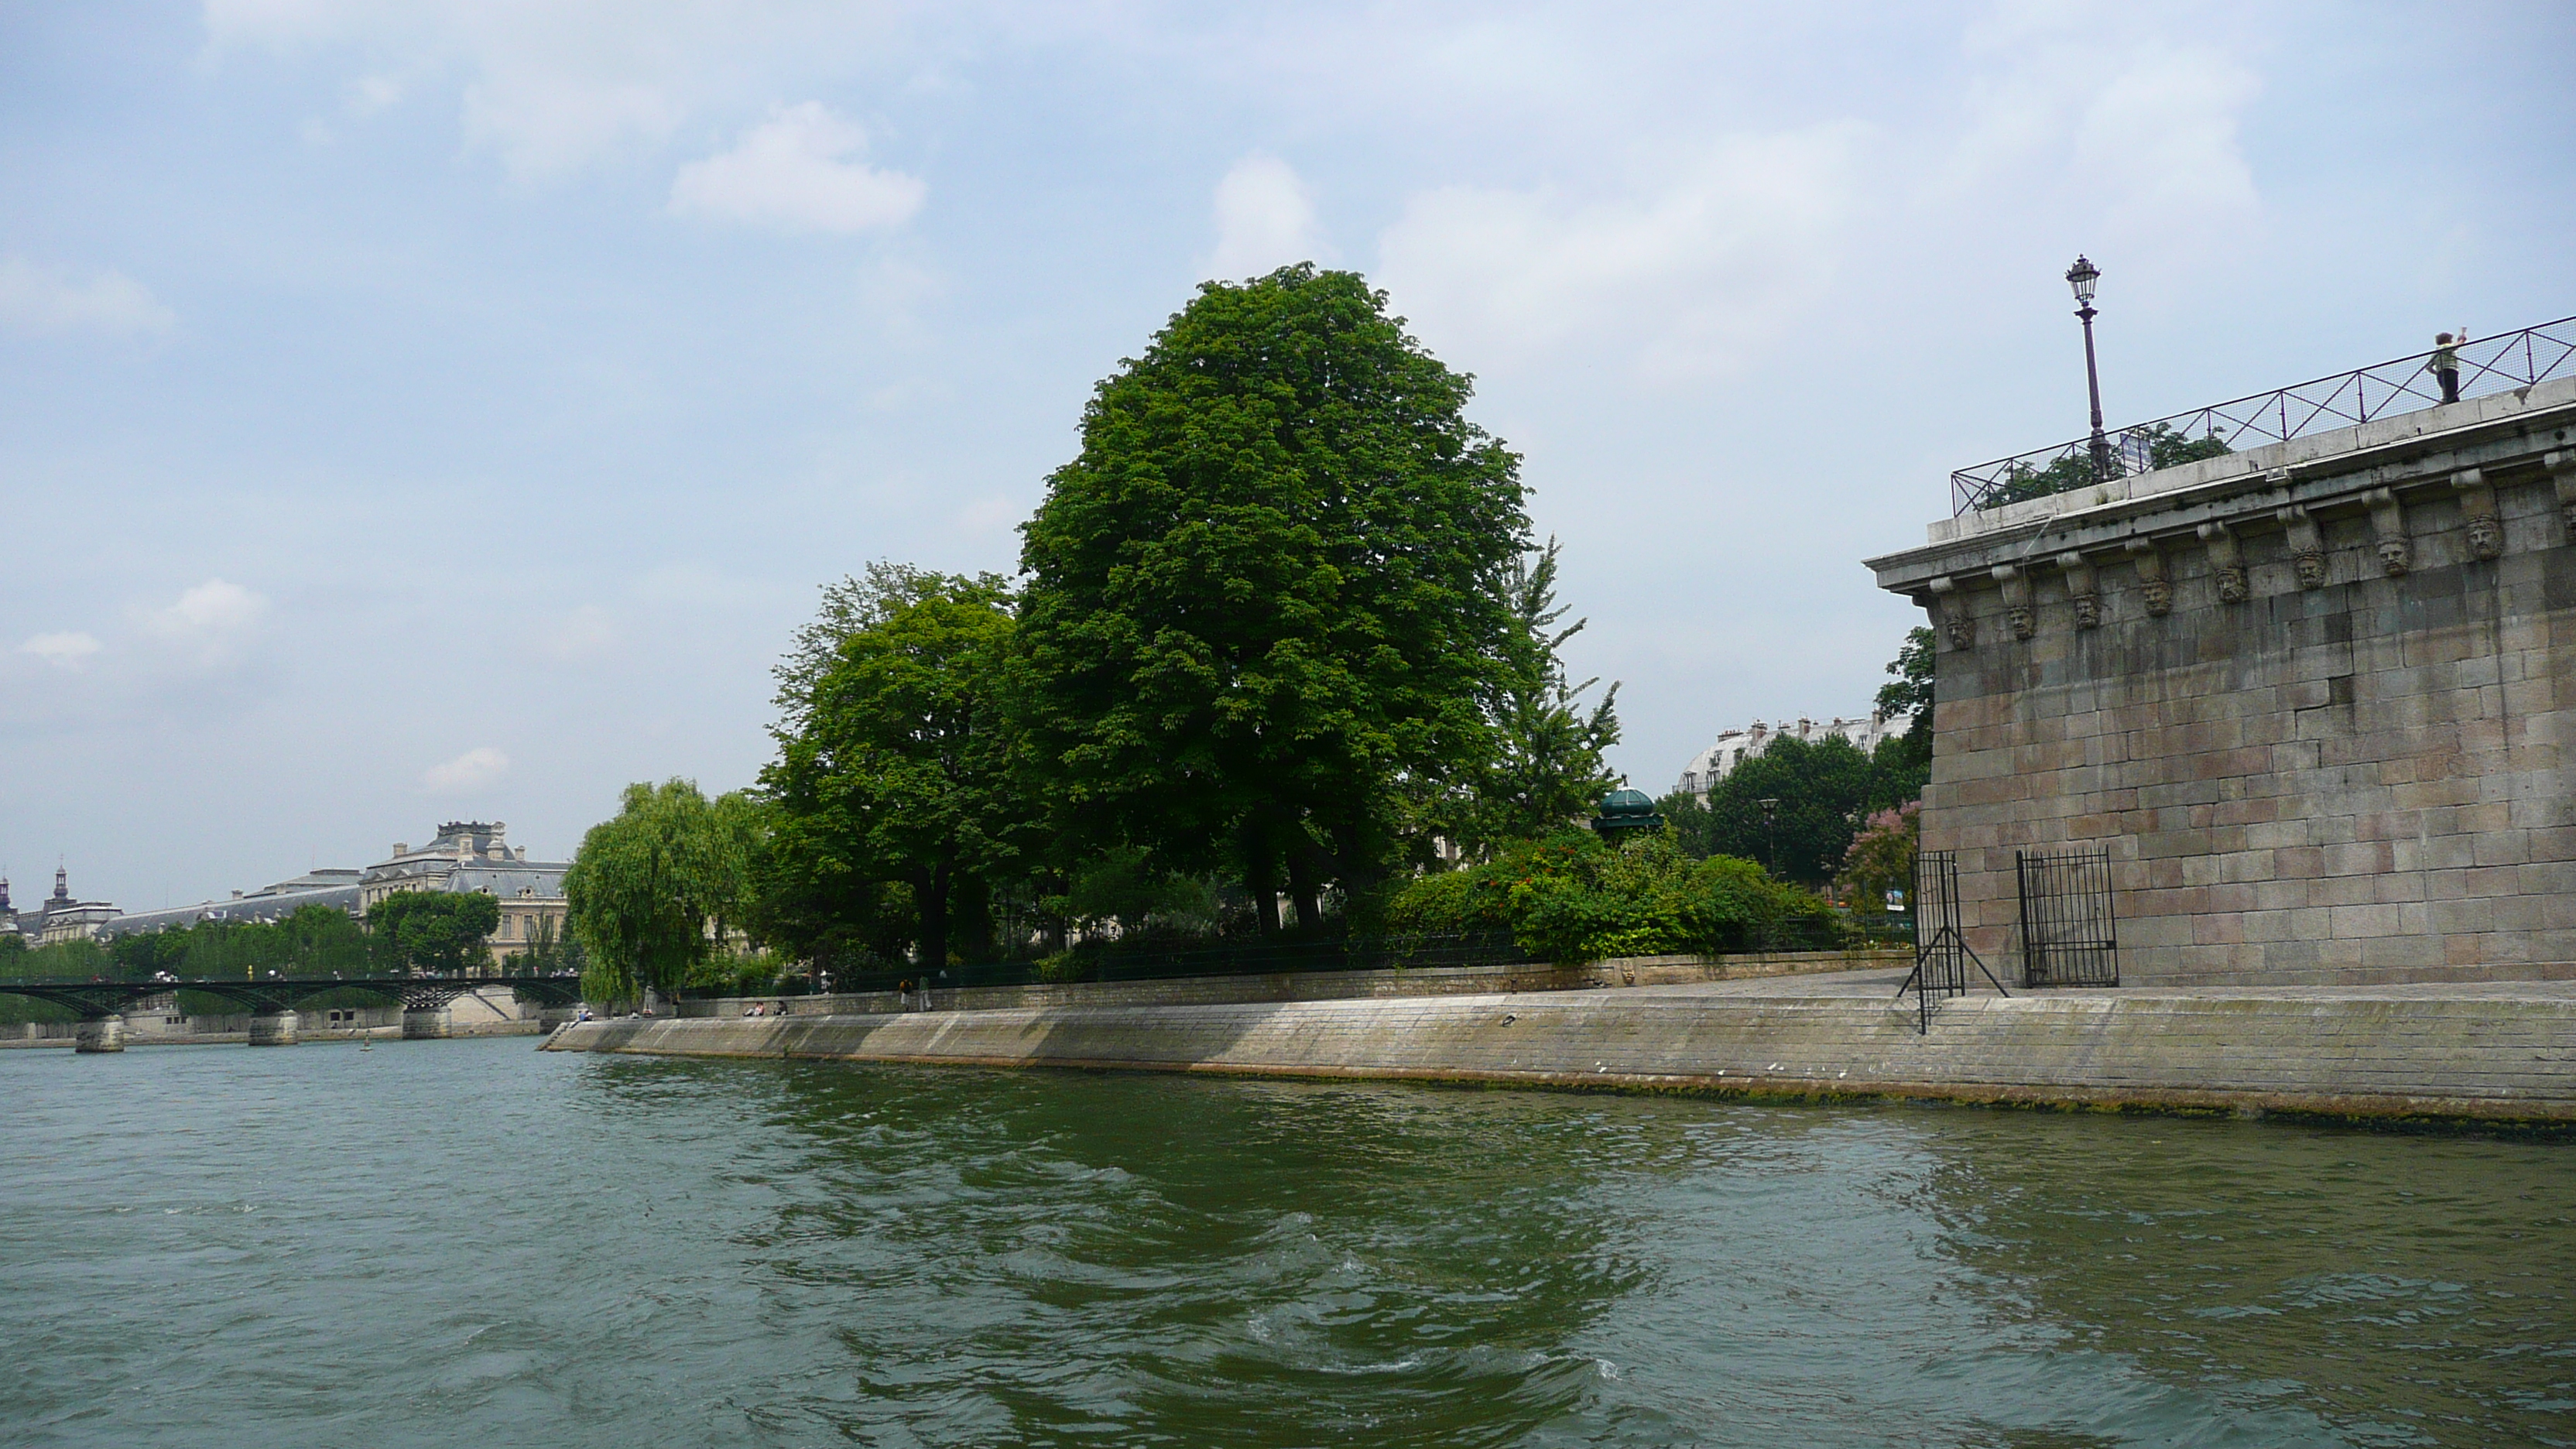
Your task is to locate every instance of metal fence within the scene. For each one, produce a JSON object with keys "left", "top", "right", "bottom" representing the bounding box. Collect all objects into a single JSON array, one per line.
[
  {"left": 1952, "top": 316, "right": 2576, "bottom": 515},
  {"left": 776, "top": 931, "right": 1536, "bottom": 999},
  {"left": 1896, "top": 851, "right": 2006, "bottom": 1033},
  {"left": 2015, "top": 848, "right": 2119, "bottom": 988}
]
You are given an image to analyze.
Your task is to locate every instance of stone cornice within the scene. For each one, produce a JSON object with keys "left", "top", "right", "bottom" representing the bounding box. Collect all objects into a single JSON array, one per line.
[{"left": 1868, "top": 377, "right": 2576, "bottom": 598}]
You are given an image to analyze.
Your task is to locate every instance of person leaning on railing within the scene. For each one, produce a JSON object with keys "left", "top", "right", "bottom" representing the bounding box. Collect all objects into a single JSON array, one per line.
[{"left": 2427, "top": 327, "right": 2468, "bottom": 403}]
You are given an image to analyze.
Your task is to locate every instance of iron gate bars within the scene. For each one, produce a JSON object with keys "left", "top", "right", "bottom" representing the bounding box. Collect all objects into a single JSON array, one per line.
[
  {"left": 1951, "top": 315, "right": 2576, "bottom": 515},
  {"left": 1896, "top": 851, "right": 2007, "bottom": 1034},
  {"left": 2016, "top": 848, "right": 2119, "bottom": 988}
]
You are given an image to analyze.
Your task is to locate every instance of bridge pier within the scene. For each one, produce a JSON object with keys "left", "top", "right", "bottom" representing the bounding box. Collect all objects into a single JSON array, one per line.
[
  {"left": 401, "top": 1005, "right": 454, "bottom": 1040},
  {"left": 247, "top": 1010, "right": 300, "bottom": 1046},
  {"left": 74, "top": 1015, "right": 125, "bottom": 1053}
]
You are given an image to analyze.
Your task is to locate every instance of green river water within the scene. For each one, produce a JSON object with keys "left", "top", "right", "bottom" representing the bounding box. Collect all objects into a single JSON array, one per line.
[{"left": 1, "top": 1035, "right": 2569, "bottom": 1447}]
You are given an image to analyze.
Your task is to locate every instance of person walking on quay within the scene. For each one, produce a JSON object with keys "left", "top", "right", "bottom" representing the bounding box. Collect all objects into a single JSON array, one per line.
[{"left": 2428, "top": 327, "right": 2468, "bottom": 404}]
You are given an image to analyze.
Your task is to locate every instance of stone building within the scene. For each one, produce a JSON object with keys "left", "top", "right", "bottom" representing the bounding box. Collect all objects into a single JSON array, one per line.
[
  {"left": 104, "top": 868, "right": 365, "bottom": 939},
  {"left": 75, "top": 820, "right": 570, "bottom": 968},
  {"left": 1673, "top": 712, "right": 1912, "bottom": 798},
  {"left": 7, "top": 867, "right": 122, "bottom": 946},
  {"left": 1867, "top": 377, "right": 2574, "bottom": 987},
  {"left": 358, "top": 821, "right": 570, "bottom": 964}
]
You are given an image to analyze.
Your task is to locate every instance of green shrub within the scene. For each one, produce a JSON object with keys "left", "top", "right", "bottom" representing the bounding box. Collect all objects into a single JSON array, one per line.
[
  {"left": 1033, "top": 952, "right": 1091, "bottom": 984},
  {"left": 1385, "top": 828, "right": 1844, "bottom": 964}
]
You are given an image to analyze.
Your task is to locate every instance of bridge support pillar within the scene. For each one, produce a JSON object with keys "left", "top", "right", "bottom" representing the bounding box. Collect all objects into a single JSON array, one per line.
[
  {"left": 248, "top": 1010, "right": 300, "bottom": 1046},
  {"left": 402, "top": 1005, "right": 454, "bottom": 1040},
  {"left": 74, "top": 1015, "right": 126, "bottom": 1053}
]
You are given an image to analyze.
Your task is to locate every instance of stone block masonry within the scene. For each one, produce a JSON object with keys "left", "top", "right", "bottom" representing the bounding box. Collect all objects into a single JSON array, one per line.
[{"left": 1869, "top": 379, "right": 2576, "bottom": 987}]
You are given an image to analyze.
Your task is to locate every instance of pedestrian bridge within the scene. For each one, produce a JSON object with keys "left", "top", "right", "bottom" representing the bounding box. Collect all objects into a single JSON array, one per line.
[{"left": 0, "top": 974, "right": 588, "bottom": 1051}]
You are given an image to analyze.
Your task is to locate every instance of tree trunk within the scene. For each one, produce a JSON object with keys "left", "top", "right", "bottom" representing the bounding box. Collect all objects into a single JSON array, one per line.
[
  {"left": 1242, "top": 817, "right": 1283, "bottom": 936},
  {"left": 1285, "top": 843, "right": 1323, "bottom": 937},
  {"left": 917, "top": 862, "right": 952, "bottom": 973}
]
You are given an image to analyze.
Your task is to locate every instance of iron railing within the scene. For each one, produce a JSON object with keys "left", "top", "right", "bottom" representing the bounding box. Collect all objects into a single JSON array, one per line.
[
  {"left": 754, "top": 930, "right": 1537, "bottom": 999},
  {"left": 2014, "top": 848, "right": 2119, "bottom": 988},
  {"left": 1952, "top": 316, "right": 2576, "bottom": 515},
  {"left": 1895, "top": 851, "right": 2005, "bottom": 1033}
]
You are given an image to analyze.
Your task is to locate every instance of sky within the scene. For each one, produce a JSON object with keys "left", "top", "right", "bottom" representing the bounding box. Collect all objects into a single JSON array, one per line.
[{"left": 3, "top": 1, "right": 2571, "bottom": 912}]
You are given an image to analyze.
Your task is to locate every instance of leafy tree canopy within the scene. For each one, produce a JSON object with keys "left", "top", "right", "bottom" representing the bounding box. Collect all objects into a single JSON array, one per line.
[
  {"left": 368, "top": 890, "right": 501, "bottom": 975},
  {"left": 565, "top": 779, "right": 762, "bottom": 1001},
  {"left": 1658, "top": 733, "right": 1922, "bottom": 886},
  {"left": 774, "top": 561, "right": 1012, "bottom": 731},
  {"left": 1875, "top": 624, "right": 1936, "bottom": 782},
  {"left": 1016, "top": 263, "right": 1532, "bottom": 933},
  {"left": 1444, "top": 537, "right": 1620, "bottom": 858},
  {"left": 763, "top": 571, "right": 1027, "bottom": 971}
]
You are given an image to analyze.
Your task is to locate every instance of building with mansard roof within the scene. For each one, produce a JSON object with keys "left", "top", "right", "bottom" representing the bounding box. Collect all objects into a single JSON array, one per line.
[
  {"left": 69, "top": 820, "right": 569, "bottom": 967},
  {"left": 1672, "top": 711, "right": 1913, "bottom": 799},
  {"left": 5, "top": 866, "right": 122, "bottom": 946},
  {"left": 103, "top": 868, "right": 365, "bottom": 938},
  {"left": 358, "top": 821, "right": 570, "bottom": 963}
]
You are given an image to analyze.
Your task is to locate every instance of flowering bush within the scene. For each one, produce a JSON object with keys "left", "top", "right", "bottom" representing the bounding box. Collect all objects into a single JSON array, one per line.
[{"left": 1834, "top": 801, "right": 1920, "bottom": 916}]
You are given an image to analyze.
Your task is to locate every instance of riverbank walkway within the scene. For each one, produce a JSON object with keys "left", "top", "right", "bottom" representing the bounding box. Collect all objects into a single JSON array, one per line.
[{"left": 546, "top": 967, "right": 2576, "bottom": 1129}]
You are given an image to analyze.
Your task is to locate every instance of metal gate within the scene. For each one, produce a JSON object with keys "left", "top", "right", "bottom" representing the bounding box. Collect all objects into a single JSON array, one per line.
[
  {"left": 2016, "top": 848, "right": 2119, "bottom": 987},
  {"left": 1897, "top": 851, "right": 2006, "bottom": 1033}
]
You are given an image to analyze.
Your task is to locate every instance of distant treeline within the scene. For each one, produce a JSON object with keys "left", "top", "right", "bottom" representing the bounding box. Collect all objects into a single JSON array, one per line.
[{"left": 0, "top": 896, "right": 581, "bottom": 1023}]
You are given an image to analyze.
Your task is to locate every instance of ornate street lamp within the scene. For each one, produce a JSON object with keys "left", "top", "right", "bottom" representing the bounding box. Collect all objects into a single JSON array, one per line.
[
  {"left": 1758, "top": 797, "right": 1781, "bottom": 874},
  {"left": 2066, "top": 255, "right": 2111, "bottom": 481}
]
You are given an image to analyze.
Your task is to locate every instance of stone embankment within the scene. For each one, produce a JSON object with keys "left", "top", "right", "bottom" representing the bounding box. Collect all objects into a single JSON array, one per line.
[
  {"left": 678, "top": 948, "right": 1910, "bottom": 1019},
  {"left": 546, "top": 965, "right": 2576, "bottom": 1128}
]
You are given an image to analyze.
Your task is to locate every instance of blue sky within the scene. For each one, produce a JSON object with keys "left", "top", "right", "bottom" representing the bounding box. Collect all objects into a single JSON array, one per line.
[{"left": 4, "top": 1, "right": 2571, "bottom": 910}]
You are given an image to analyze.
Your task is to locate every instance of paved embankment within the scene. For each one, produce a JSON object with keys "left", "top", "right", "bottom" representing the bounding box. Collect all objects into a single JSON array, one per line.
[
  {"left": 546, "top": 969, "right": 2576, "bottom": 1126},
  {"left": 676, "top": 949, "right": 1910, "bottom": 1019}
]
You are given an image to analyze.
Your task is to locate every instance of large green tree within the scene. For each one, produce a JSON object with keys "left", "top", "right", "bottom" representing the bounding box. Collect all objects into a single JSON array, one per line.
[
  {"left": 564, "top": 779, "right": 760, "bottom": 1001},
  {"left": 368, "top": 891, "right": 502, "bottom": 975},
  {"left": 1874, "top": 624, "right": 1936, "bottom": 793},
  {"left": 1016, "top": 264, "right": 1532, "bottom": 933},
  {"left": 762, "top": 572, "right": 1027, "bottom": 971},
  {"left": 1446, "top": 537, "right": 1621, "bottom": 857},
  {"left": 1658, "top": 733, "right": 1921, "bottom": 886}
]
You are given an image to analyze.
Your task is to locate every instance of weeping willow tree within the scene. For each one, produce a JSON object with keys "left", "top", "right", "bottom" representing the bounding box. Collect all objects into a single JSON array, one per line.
[{"left": 564, "top": 779, "right": 763, "bottom": 1002}]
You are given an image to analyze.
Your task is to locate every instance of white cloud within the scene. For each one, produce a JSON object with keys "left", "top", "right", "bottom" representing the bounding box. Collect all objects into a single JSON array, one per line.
[
  {"left": 421, "top": 745, "right": 510, "bottom": 794},
  {"left": 0, "top": 256, "right": 176, "bottom": 338},
  {"left": 545, "top": 604, "right": 619, "bottom": 660},
  {"left": 1206, "top": 155, "right": 1328, "bottom": 280},
  {"left": 1376, "top": 126, "right": 1865, "bottom": 379},
  {"left": 19, "top": 632, "right": 103, "bottom": 669},
  {"left": 345, "top": 72, "right": 406, "bottom": 115},
  {"left": 135, "top": 579, "right": 269, "bottom": 666},
  {"left": 669, "top": 102, "right": 924, "bottom": 234},
  {"left": 203, "top": 0, "right": 902, "bottom": 180},
  {"left": 2075, "top": 46, "right": 2260, "bottom": 239},
  {"left": 1933, "top": 11, "right": 2263, "bottom": 259}
]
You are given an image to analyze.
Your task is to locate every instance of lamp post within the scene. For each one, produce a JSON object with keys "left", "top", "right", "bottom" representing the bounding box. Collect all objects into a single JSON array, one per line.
[
  {"left": 2066, "top": 255, "right": 2111, "bottom": 481},
  {"left": 1758, "top": 798, "right": 1780, "bottom": 875}
]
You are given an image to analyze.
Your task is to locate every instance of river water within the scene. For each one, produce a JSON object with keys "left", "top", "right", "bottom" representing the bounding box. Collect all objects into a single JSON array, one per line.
[{"left": 2, "top": 1036, "right": 2570, "bottom": 1447}]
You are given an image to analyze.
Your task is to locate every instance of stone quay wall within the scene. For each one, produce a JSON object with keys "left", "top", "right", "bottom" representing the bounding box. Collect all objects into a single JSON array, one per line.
[
  {"left": 1869, "top": 379, "right": 2576, "bottom": 988},
  {"left": 547, "top": 978, "right": 2576, "bottom": 1127},
  {"left": 675, "top": 949, "right": 1909, "bottom": 1020}
]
